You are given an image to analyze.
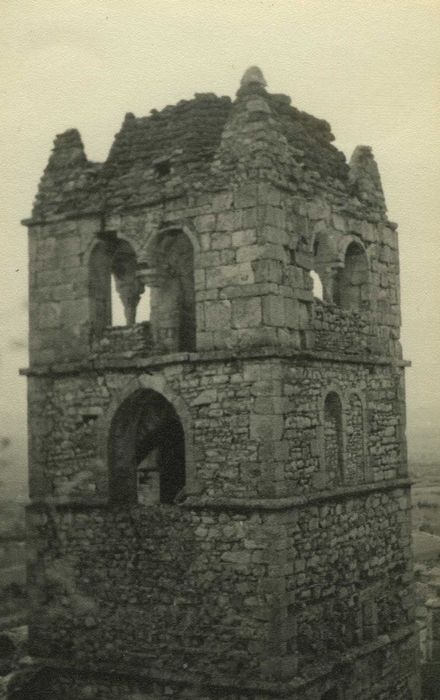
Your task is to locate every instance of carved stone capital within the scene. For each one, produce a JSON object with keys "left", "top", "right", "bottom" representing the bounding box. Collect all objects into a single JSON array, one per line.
[{"left": 136, "top": 265, "right": 166, "bottom": 288}]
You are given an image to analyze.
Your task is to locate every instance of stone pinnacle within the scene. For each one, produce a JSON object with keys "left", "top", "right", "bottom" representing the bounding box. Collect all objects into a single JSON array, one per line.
[{"left": 240, "top": 66, "right": 267, "bottom": 88}]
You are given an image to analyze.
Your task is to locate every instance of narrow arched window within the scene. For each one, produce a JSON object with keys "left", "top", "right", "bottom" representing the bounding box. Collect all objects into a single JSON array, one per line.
[
  {"left": 89, "top": 238, "right": 149, "bottom": 334},
  {"left": 345, "top": 393, "right": 366, "bottom": 483},
  {"left": 148, "top": 229, "right": 196, "bottom": 352},
  {"left": 334, "top": 242, "right": 369, "bottom": 311},
  {"left": 108, "top": 389, "right": 185, "bottom": 505},
  {"left": 310, "top": 270, "right": 324, "bottom": 300},
  {"left": 323, "top": 392, "right": 343, "bottom": 483},
  {"left": 311, "top": 233, "right": 334, "bottom": 303}
]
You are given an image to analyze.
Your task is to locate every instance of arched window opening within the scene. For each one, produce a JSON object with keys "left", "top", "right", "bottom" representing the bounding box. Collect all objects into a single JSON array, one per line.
[
  {"left": 108, "top": 389, "right": 185, "bottom": 505},
  {"left": 311, "top": 233, "right": 334, "bottom": 303},
  {"left": 110, "top": 240, "right": 141, "bottom": 326},
  {"left": 346, "top": 393, "right": 366, "bottom": 483},
  {"left": 110, "top": 274, "right": 126, "bottom": 326},
  {"left": 90, "top": 238, "right": 147, "bottom": 332},
  {"left": 310, "top": 270, "right": 323, "bottom": 301},
  {"left": 148, "top": 229, "right": 196, "bottom": 352},
  {"left": 334, "top": 242, "right": 369, "bottom": 311},
  {"left": 323, "top": 392, "right": 343, "bottom": 483}
]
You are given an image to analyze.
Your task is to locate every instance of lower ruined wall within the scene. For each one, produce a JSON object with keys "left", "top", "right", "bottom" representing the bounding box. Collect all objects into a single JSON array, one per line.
[
  {"left": 25, "top": 486, "right": 419, "bottom": 698},
  {"left": 280, "top": 489, "right": 415, "bottom": 663},
  {"left": 23, "top": 630, "right": 420, "bottom": 698},
  {"left": 27, "top": 504, "right": 273, "bottom": 685},
  {"left": 16, "top": 637, "right": 420, "bottom": 700}
]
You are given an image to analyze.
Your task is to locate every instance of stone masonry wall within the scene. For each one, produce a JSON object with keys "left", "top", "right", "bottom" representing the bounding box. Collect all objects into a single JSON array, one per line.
[
  {"left": 27, "top": 180, "right": 401, "bottom": 368},
  {"left": 23, "top": 69, "right": 419, "bottom": 699},
  {"left": 25, "top": 486, "right": 417, "bottom": 699},
  {"left": 26, "top": 356, "right": 407, "bottom": 503}
]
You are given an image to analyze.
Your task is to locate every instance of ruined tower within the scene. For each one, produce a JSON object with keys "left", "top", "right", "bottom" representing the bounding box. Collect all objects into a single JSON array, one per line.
[{"left": 22, "top": 68, "right": 420, "bottom": 698}]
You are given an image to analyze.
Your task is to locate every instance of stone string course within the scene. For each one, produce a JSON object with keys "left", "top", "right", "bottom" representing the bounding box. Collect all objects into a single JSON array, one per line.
[{"left": 20, "top": 67, "right": 420, "bottom": 699}]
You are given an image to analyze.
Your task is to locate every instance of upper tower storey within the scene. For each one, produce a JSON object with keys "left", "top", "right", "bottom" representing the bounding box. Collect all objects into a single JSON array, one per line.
[{"left": 24, "top": 67, "right": 402, "bottom": 367}]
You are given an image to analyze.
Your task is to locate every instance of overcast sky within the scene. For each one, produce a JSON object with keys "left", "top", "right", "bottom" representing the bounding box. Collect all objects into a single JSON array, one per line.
[{"left": 1, "top": 0, "right": 439, "bottom": 464}]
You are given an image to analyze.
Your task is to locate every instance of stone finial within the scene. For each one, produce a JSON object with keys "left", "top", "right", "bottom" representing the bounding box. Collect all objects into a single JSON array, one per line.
[
  {"left": 349, "top": 145, "right": 386, "bottom": 212},
  {"left": 122, "top": 112, "right": 136, "bottom": 127},
  {"left": 46, "top": 128, "right": 88, "bottom": 171},
  {"left": 240, "top": 66, "right": 267, "bottom": 88}
]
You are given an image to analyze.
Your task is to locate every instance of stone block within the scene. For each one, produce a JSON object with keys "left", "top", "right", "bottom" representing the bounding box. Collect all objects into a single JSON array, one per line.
[
  {"left": 38, "top": 302, "right": 61, "bottom": 329},
  {"left": 294, "top": 251, "right": 313, "bottom": 270},
  {"left": 332, "top": 213, "right": 346, "bottom": 231},
  {"left": 205, "top": 263, "right": 254, "bottom": 289},
  {"left": 196, "top": 330, "right": 214, "bottom": 350},
  {"left": 232, "top": 229, "right": 257, "bottom": 247},
  {"left": 197, "top": 289, "right": 218, "bottom": 301},
  {"left": 234, "top": 183, "right": 258, "bottom": 208},
  {"left": 62, "top": 299, "right": 89, "bottom": 327},
  {"left": 242, "top": 209, "right": 257, "bottom": 228},
  {"left": 195, "top": 214, "right": 216, "bottom": 232},
  {"left": 307, "top": 198, "right": 331, "bottom": 220},
  {"left": 250, "top": 413, "right": 284, "bottom": 441},
  {"left": 197, "top": 250, "right": 219, "bottom": 268},
  {"left": 259, "top": 439, "right": 289, "bottom": 461},
  {"left": 211, "top": 232, "right": 232, "bottom": 250},
  {"left": 247, "top": 97, "right": 271, "bottom": 113},
  {"left": 191, "top": 389, "right": 217, "bottom": 406},
  {"left": 236, "top": 245, "right": 266, "bottom": 263},
  {"left": 220, "top": 282, "right": 279, "bottom": 299},
  {"left": 37, "top": 237, "right": 57, "bottom": 262},
  {"left": 259, "top": 183, "right": 281, "bottom": 206},
  {"left": 232, "top": 297, "right": 262, "bottom": 329},
  {"left": 253, "top": 259, "right": 283, "bottom": 284},
  {"left": 211, "top": 191, "right": 233, "bottom": 212},
  {"left": 57, "top": 236, "right": 81, "bottom": 257},
  {"left": 261, "top": 225, "right": 289, "bottom": 246},
  {"left": 204, "top": 300, "right": 231, "bottom": 330},
  {"left": 250, "top": 379, "right": 282, "bottom": 396},
  {"left": 262, "top": 295, "right": 285, "bottom": 327},
  {"left": 254, "top": 396, "right": 289, "bottom": 415},
  {"left": 217, "top": 211, "right": 241, "bottom": 232}
]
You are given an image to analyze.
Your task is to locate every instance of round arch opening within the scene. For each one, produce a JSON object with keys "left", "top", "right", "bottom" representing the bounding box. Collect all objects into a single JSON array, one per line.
[
  {"left": 108, "top": 388, "right": 186, "bottom": 505},
  {"left": 334, "top": 241, "right": 369, "bottom": 311}
]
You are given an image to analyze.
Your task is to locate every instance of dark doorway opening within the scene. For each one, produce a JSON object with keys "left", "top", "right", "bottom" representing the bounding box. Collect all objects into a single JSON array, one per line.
[{"left": 108, "top": 389, "right": 185, "bottom": 505}]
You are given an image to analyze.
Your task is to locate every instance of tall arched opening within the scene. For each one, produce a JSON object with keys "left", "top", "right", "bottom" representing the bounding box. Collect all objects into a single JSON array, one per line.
[
  {"left": 89, "top": 238, "right": 148, "bottom": 334},
  {"left": 334, "top": 241, "right": 369, "bottom": 311},
  {"left": 323, "top": 391, "right": 344, "bottom": 483},
  {"left": 108, "top": 388, "right": 185, "bottom": 505},
  {"left": 147, "top": 228, "right": 196, "bottom": 352}
]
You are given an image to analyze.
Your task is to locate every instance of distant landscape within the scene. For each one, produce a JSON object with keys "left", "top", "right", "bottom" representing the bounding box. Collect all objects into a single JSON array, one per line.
[{"left": 412, "top": 461, "right": 440, "bottom": 564}]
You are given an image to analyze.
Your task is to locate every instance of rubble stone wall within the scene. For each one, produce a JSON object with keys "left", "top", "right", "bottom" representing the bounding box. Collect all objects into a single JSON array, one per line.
[
  {"left": 25, "top": 484, "right": 416, "bottom": 697},
  {"left": 26, "top": 356, "right": 407, "bottom": 502}
]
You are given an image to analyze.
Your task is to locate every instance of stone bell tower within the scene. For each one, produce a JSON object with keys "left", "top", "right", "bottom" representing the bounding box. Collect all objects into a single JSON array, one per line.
[{"left": 22, "top": 67, "right": 420, "bottom": 699}]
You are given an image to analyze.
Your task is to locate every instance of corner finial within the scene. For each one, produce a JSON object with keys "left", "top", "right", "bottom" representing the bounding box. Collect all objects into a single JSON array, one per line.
[{"left": 240, "top": 66, "right": 267, "bottom": 89}]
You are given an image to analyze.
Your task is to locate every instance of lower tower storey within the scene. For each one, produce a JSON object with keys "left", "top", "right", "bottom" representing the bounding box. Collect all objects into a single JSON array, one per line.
[{"left": 25, "top": 485, "right": 419, "bottom": 700}]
